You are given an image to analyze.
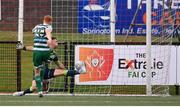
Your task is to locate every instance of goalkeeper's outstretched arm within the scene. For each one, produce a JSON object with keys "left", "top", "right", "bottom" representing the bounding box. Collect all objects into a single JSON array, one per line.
[
  {"left": 16, "top": 43, "right": 33, "bottom": 51},
  {"left": 24, "top": 46, "right": 33, "bottom": 51}
]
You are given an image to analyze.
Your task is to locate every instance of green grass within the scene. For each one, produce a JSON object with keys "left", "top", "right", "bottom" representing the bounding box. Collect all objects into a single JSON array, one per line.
[{"left": 0, "top": 95, "right": 180, "bottom": 106}]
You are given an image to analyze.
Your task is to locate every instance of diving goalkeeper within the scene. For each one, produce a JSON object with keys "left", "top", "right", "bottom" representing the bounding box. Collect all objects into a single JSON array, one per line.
[{"left": 14, "top": 37, "right": 86, "bottom": 96}]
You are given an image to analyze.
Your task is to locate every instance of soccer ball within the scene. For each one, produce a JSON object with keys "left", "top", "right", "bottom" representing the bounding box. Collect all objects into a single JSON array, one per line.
[
  {"left": 75, "top": 61, "right": 84, "bottom": 70},
  {"left": 75, "top": 61, "right": 86, "bottom": 74}
]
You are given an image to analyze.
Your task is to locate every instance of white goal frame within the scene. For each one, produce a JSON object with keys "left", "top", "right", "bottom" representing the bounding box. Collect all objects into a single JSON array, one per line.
[{"left": 146, "top": 0, "right": 152, "bottom": 96}]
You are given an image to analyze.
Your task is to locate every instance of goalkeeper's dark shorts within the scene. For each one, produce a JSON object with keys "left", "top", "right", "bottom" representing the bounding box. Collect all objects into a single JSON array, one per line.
[
  {"left": 33, "top": 68, "right": 55, "bottom": 80},
  {"left": 43, "top": 68, "right": 55, "bottom": 80}
]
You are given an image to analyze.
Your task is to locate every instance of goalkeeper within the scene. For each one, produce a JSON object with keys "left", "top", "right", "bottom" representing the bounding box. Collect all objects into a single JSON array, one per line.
[{"left": 13, "top": 37, "right": 86, "bottom": 96}]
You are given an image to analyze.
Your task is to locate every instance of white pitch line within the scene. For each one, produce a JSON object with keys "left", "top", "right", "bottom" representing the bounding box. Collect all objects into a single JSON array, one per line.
[
  {"left": 0, "top": 100, "right": 112, "bottom": 103},
  {"left": 1, "top": 100, "right": 178, "bottom": 105}
]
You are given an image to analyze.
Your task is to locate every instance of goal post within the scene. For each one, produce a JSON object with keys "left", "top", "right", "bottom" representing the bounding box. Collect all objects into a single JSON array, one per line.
[
  {"left": 110, "top": 0, "right": 116, "bottom": 42},
  {"left": 18, "top": 0, "right": 24, "bottom": 44},
  {"left": 146, "top": 0, "right": 152, "bottom": 96}
]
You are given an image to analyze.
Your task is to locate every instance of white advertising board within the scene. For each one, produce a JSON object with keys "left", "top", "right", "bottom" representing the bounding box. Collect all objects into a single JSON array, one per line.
[{"left": 75, "top": 45, "right": 178, "bottom": 85}]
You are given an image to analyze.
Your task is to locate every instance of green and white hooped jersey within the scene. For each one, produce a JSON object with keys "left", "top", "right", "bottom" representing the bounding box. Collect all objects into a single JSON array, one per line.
[{"left": 32, "top": 24, "right": 52, "bottom": 51}]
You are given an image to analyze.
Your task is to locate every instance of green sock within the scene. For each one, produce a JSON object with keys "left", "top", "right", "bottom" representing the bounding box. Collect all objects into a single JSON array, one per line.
[
  {"left": 30, "top": 86, "right": 33, "bottom": 91},
  {"left": 63, "top": 70, "right": 68, "bottom": 76},
  {"left": 35, "top": 75, "right": 42, "bottom": 92}
]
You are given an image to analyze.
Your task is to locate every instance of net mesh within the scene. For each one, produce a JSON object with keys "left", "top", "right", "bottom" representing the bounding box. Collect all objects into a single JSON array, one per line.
[
  {"left": 0, "top": 42, "right": 20, "bottom": 93},
  {"left": 150, "top": 0, "right": 178, "bottom": 95},
  {"left": 125, "top": 0, "right": 179, "bottom": 95},
  {"left": 50, "top": 0, "right": 179, "bottom": 96},
  {"left": 51, "top": 0, "right": 114, "bottom": 95}
]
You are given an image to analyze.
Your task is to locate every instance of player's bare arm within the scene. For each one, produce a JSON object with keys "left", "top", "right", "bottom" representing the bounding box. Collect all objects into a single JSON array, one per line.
[
  {"left": 23, "top": 46, "right": 33, "bottom": 51},
  {"left": 46, "top": 28, "right": 53, "bottom": 47}
]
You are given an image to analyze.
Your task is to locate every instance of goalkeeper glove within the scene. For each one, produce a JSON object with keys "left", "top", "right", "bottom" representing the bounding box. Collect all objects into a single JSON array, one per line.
[{"left": 16, "top": 42, "right": 26, "bottom": 50}]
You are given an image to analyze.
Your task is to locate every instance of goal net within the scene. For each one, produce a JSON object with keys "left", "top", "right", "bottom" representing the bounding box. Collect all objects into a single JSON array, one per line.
[
  {"left": 124, "top": 0, "right": 179, "bottom": 95},
  {"left": 50, "top": 0, "right": 115, "bottom": 95},
  {"left": 0, "top": 42, "right": 21, "bottom": 93},
  {"left": 0, "top": 0, "right": 21, "bottom": 94},
  {"left": 149, "top": 0, "right": 179, "bottom": 95},
  {"left": 50, "top": 0, "right": 179, "bottom": 96}
]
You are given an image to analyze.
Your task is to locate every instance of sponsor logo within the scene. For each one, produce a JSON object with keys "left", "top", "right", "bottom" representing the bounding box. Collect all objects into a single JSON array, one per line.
[
  {"left": 118, "top": 58, "right": 164, "bottom": 70},
  {"left": 79, "top": 47, "right": 114, "bottom": 82},
  {"left": 127, "top": 0, "right": 180, "bottom": 9},
  {"left": 118, "top": 52, "right": 164, "bottom": 78},
  {"left": 78, "top": 0, "right": 180, "bottom": 35}
]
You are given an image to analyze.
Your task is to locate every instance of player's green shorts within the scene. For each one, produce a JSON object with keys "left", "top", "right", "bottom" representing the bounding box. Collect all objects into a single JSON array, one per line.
[
  {"left": 33, "top": 67, "right": 55, "bottom": 80},
  {"left": 33, "top": 68, "right": 45, "bottom": 80},
  {"left": 33, "top": 51, "right": 50, "bottom": 68}
]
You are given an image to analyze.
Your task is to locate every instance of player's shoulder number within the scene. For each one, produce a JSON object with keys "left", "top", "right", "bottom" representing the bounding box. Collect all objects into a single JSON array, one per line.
[
  {"left": 33, "top": 27, "right": 45, "bottom": 33},
  {"left": 33, "top": 27, "right": 46, "bottom": 37}
]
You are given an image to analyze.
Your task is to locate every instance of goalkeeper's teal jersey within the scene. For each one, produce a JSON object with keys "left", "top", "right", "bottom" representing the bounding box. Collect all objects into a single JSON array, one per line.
[
  {"left": 32, "top": 24, "right": 52, "bottom": 51},
  {"left": 44, "top": 50, "right": 58, "bottom": 68}
]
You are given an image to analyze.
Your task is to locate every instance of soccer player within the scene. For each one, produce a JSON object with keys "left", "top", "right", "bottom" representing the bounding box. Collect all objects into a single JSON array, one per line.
[
  {"left": 14, "top": 37, "right": 86, "bottom": 96},
  {"left": 32, "top": 15, "right": 54, "bottom": 97}
]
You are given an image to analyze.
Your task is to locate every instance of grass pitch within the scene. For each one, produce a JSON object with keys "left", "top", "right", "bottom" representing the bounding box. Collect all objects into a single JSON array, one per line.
[{"left": 0, "top": 95, "right": 180, "bottom": 106}]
